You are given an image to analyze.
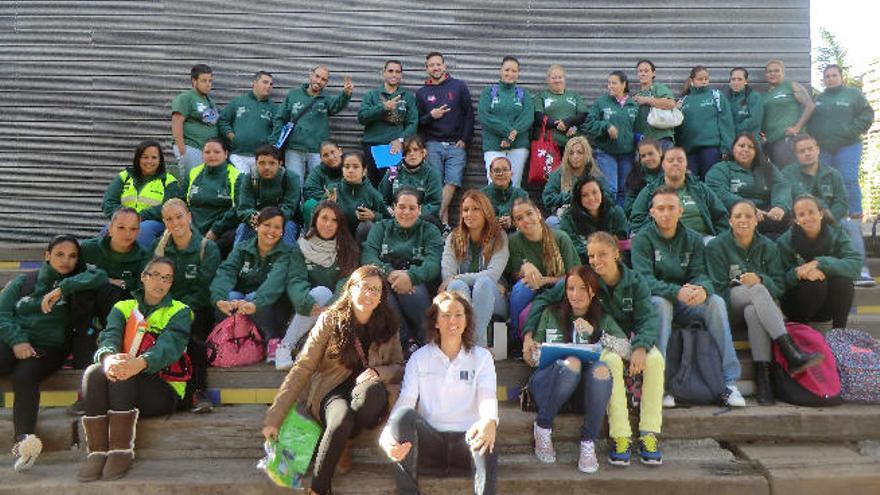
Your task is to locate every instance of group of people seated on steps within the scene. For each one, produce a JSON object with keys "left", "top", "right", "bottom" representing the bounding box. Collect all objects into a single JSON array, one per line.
[{"left": 0, "top": 52, "right": 874, "bottom": 494}]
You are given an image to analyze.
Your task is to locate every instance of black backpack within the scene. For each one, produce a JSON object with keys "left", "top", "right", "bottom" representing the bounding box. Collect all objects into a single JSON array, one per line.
[{"left": 665, "top": 321, "right": 728, "bottom": 406}]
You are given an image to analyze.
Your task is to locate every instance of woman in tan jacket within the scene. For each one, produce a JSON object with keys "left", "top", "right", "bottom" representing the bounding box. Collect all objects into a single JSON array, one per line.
[{"left": 263, "top": 265, "right": 403, "bottom": 495}]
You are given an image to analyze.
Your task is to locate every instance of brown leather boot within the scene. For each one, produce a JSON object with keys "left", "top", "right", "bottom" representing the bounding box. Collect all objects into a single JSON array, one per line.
[
  {"left": 102, "top": 409, "right": 139, "bottom": 481},
  {"left": 335, "top": 439, "right": 353, "bottom": 475},
  {"left": 77, "top": 415, "right": 108, "bottom": 482}
]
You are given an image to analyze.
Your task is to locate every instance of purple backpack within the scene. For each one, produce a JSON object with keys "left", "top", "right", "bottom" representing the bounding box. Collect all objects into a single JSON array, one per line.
[{"left": 826, "top": 328, "right": 880, "bottom": 404}]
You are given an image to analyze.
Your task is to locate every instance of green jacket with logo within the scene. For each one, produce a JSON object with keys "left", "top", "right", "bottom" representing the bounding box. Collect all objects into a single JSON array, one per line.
[
  {"left": 272, "top": 84, "right": 351, "bottom": 153},
  {"left": 170, "top": 89, "right": 219, "bottom": 149},
  {"left": 361, "top": 218, "right": 443, "bottom": 286},
  {"left": 150, "top": 230, "right": 220, "bottom": 310},
  {"left": 504, "top": 229, "right": 580, "bottom": 286},
  {"left": 598, "top": 264, "right": 658, "bottom": 350},
  {"left": 95, "top": 292, "right": 192, "bottom": 397},
  {"left": 209, "top": 238, "right": 290, "bottom": 310},
  {"left": 335, "top": 180, "right": 387, "bottom": 234},
  {"left": 630, "top": 175, "right": 729, "bottom": 235},
  {"left": 782, "top": 163, "right": 849, "bottom": 221},
  {"left": 704, "top": 230, "right": 785, "bottom": 300},
  {"left": 808, "top": 85, "right": 874, "bottom": 152},
  {"left": 478, "top": 81, "right": 535, "bottom": 151},
  {"left": 588, "top": 94, "right": 639, "bottom": 155},
  {"left": 728, "top": 88, "right": 764, "bottom": 141},
  {"left": 634, "top": 82, "right": 676, "bottom": 141},
  {"left": 678, "top": 86, "right": 735, "bottom": 154},
  {"left": 776, "top": 223, "right": 861, "bottom": 289},
  {"left": 236, "top": 169, "right": 302, "bottom": 224},
  {"left": 705, "top": 160, "right": 791, "bottom": 214},
  {"left": 102, "top": 169, "right": 182, "bottom": 222},
  {"left": 358, "top": 87, "right": 419, "bottom": 145},
  {"left": 183, "top": 163, "right": 242, "bottom": 236},
  {"left": 534, "top": 89, "right": 589, "bottom": 148},
  {"left": 559, "top": 204, "right": 628, "bottom": 264},
  {"left": 303, "top": 163, "right": 343, "bottom": 203},
  {"left": 631, "top": 221, "right": 714, "bottom": 302},
  {"left": 80, "top": 236, "right": 150, "bottom": 293},
  {"left": 218, "top": 91, "right": 278, "bottom": 155},
  {"left": 378, "top": 162, "right": 443, "bottom": 220},
  {"left": 762, "top": 81, "right": 802, "bottom": 144},
  {"left": 481, "top": 182, "right": 529, "bottom": 219},
  {"left": 0, "top": 264, "right": 106, "bottom": 349}
]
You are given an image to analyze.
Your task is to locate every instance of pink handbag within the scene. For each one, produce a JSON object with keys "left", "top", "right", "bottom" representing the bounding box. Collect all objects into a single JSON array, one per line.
[{"left": 206, "top": 314, "right": 265, "bottom": 368}]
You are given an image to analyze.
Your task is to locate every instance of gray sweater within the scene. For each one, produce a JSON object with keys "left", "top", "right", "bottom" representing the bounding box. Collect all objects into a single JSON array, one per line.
[{"left": 441, "top": 231, "right": 509, "bottom": 286}]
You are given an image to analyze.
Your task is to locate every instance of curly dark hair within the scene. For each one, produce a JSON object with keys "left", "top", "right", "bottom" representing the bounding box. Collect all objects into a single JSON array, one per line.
[
  {"left": 324, "top": 265, "right": 400, "bottom": 369},
  {"left": 424, "top": 291, "right": 476, "bottom": 352}
]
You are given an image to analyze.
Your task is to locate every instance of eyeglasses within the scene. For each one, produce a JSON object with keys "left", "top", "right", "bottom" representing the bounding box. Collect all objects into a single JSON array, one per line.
[
  {"left": 355, "top": 283, "right": 382, "bottom": 296},
  {"left": 144, "top": 272, "right": 174, "bottom": 284}
]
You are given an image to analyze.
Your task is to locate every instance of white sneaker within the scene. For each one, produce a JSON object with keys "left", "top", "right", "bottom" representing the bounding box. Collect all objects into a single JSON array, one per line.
[
  {"left": 578, "top": 440, "right": 599, "bottom": 473},
  {"left": 662, "top": 394, "right": 676, "bottom": 408},
  {"left": 274, "top": 343, "right": 294, "bottom": 371},
  {"left": 726, "top": 384, "right": 746, "bottom": 407},
  {"left": 533, "top": 422, "right": 556, "bottom": 463},
  {"left": 12, "top": 434, "right": 42, "bottom": 472}
]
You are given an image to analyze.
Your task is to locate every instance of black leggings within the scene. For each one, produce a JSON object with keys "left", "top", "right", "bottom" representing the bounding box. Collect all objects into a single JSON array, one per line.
[
  {"left": 781, "top": 276, "right": 854, "bottom": 329},
  {"left": 0, "top": 343, "right": 65, "bottom": 438},
  {"left": 251, "top": 296, "right": 293, "bottom": 340},
  {"left": 187, "top": 307, "right": 214, "bottom": 392},
  {"left": 72, "top": 283, "right": 129, "bottom": 369},
  {"left": 311, "top": 377, "right": 387, "bottom": 495},
  {"left": 81, "top": 363, "right": 178, "bottom": 417}
]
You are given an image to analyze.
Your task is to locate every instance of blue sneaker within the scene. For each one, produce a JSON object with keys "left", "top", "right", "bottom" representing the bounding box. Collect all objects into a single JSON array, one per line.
[
  {"left": 608, "top": 437, "right": 631, "bottom": 466},
  {"left": 639, "top": 433, "right": 663, "bottom": 466}
]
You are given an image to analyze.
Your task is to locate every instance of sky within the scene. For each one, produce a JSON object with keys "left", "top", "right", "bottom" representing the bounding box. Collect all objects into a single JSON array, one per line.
[{"left": 811, "top": 0, "right": 879, "bottom": 84}]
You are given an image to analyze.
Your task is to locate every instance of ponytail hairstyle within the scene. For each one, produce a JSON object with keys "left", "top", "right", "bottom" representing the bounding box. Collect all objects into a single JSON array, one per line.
[
  {"left": 682, "top": 65, "right": 708, "bottom": 96},
  {"left": 609, "top": 70, "right": 629, "bottom": 95},
  {"left": 511, "top": 197, "right": 565, "bottom": 277},
  {"left": 155, "top": 198, "right": 191, "bottom": 256},
  {"left": 728, "top": 67, "right": 753, "bottom": 103},
  {"left": 792, "top": 194, "right": 836, "bottom": 227}
]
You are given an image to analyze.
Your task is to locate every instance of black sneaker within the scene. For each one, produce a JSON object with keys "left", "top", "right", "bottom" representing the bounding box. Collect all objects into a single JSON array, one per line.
[
  {"left": 191, "top": 390, "right": 214, "bottom": 414},
  {"left": 66, "top": 398, "right": 85, "bottom": 417}
]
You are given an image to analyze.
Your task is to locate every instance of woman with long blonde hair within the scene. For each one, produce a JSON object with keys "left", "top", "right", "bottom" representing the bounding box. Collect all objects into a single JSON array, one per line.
[{"left": 542, "top": 136, "right": 603, "bottom": 228}]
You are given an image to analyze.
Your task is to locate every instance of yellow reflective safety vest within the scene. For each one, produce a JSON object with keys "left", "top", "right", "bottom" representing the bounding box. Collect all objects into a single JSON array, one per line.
[
  {"left": 186, "top": 163, "right": 240, "bottom": 206},
  {"left": 118, "top": 171, "right": 178, "bottom": 213}
]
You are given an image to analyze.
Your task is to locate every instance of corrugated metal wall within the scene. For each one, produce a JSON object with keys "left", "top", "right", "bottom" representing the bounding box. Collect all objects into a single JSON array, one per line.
[{"left": 0, "top": 0, "right": 811, "bottom": 242}]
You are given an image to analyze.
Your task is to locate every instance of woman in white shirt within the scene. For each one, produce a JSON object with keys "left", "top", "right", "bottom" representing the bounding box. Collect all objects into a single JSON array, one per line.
[{"left": 379, "top": 291, "right": 498, "bottom": 495}]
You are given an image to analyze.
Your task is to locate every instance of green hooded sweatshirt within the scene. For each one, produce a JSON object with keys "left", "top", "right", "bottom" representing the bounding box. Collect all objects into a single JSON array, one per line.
[
  {"left": 705, "top": 160, "right": 791, "bottom": 214},
  {"left": 631, "top": 221, "right": 714, "bottom": 302},
  {"left": 630, "top": 175, "right": 729, "bottom": 235},
  {"left": 209, "top": 238, "right": 290, "bottom": 310},
  {"left": 762, "top": 81, "right": 802, "bottom": 144},
  {"left": 303, "top": 162, "right": 343, "bottom": 203},
  {"left": 504, "top": 229, "right": 580, "bottom": 285},
  {"left": 361, "top": 218, "right": 444, "bottom": 286},
  {"left": 95, "top": 291, "right": 192, "bottom": 395},
  {"left": 541, "top": 168, "right": 608, "bottom": 214},
  {"left": 807, "top": 85, "right": 875, "bottom": 152},
  {"left": 704, "top": 230, "right": 785, "bottom": 300},
  {"left": 335, "top": 179, "right": 387, "bottom": 234},
  {"left": 588, "top": 94, "right": 639, "bottom": 155},
  {"left": 534, "top": 88, "right": 589, "bottom": 148},
  {"left": 378, "top": 162, "right": 443, "bottom": 220},
  {"left": 183, "top": 163, "right": 242, "bottom": 237},
  {"left": 678, "top": 86, "right": 735, "bottom": 154},
  {"left": 728, "top": 88, "right": 764, "bottom": 141},
  {"left": 80, "top": 236, "right": 150, "bottom": 292},
  {"left": 597, "top": 264, "right": 659, "bottom": 350},
  {"left": 286, "top": 240, "right": 348, "bottom": 316},
  {"left": 782, "top": 162, "right": 849, "bottom": 221},
  {"left": 102, "top": 169, "right": 183, "bottom": 222},
  {"left": 478, "top": 81, "right": 535, "bottom": 151},
  {"left": 218, "top": 91, "right": 277, "bottom": 155},
  {"left": 236, "top": 168, "right": 302, "bottom": 224},
  {"left": 150, "top": 230, "right": 221, "bottom": 310},
  {"left": 271, "top": 84, "right": 351, "bottom": 153},
  {"left": 776, "top": 223, "right": 861, "bottom": 289},
  {"left": 358, "top": 86, "right": 419, "bottom": 145},
  {"left": 0, "top": 264, "right": 106, "bottom": 349},
  {"left": 481, "top": 182, "right": 529, "bottom": 219},
  {"left": 559, "top": 203, "right": 628, "bottom": 264},
  {"left": 634, "top": 82, "right": 676, "bottom": 141}
]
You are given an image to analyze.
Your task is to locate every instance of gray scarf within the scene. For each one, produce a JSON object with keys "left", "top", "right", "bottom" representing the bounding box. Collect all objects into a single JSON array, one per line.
[{"left": 297, "top": 236, "right": 337, "bottom": 268}]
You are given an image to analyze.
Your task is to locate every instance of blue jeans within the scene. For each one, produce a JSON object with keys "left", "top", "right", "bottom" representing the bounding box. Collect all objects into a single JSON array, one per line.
[
  {"left": 282, "top": 286, "right": 333, "bottom": 347},
  {"left": 508, "top": 280, "right": 536, "bottom": 338},
  {"left": 841, "top": 217, "right": 867, "bottom": 267},
  {"left": 545, "top": 215, "right": 561, "bottom": 229},
  {"left": 174, "top": 145, "right": 203, "bottom": 178},
  {"left": 386, "top": 284, "right": 433, "bottom": 344},
  {"left": 426, "top": 141, "right": 467, "bottom": 187},
  {"left": 530, "top": 359, "right": 612, "bottom": 441},
  {"left": 687, "top": 146, "right": 722, "bottom": 181},
  {"left": 651, "top": 294, "right": 741, "bottom": 385},
  {"left": 821, "top": 143, "right": 863, "bottom": 216},
  {"left": 594, "top": 148, "right": 634, "bottom": 206},
  {"left": 228, "top": 290, "right": 255, "bottom": 302},
  {"left": 234, "top": 220, "right": 298, "bottom": 247},
  {"left": 447, "top": 276, "right": 506, "bottom": 347},
  {"left": 284, "top": 150, "right": 321, "bottom": 185}
]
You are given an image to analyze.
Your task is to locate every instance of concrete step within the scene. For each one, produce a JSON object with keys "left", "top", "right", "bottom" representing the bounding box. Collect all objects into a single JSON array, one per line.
[{"left": 0, "top": 446, "right": 770, "bottom": 495}]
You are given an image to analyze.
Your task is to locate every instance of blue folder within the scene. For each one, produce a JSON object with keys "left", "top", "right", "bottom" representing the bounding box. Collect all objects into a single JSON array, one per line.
[
  {"left": 370, "top": 144, "right": 403, "bottom": 169},
  {"left": 537, "top": 343, "right": 602, "bottom": 369}
]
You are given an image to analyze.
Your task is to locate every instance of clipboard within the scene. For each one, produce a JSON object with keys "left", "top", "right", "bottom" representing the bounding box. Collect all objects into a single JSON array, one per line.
[{"left": 537, "top": 343, "right": 602, "bottom": 369}]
